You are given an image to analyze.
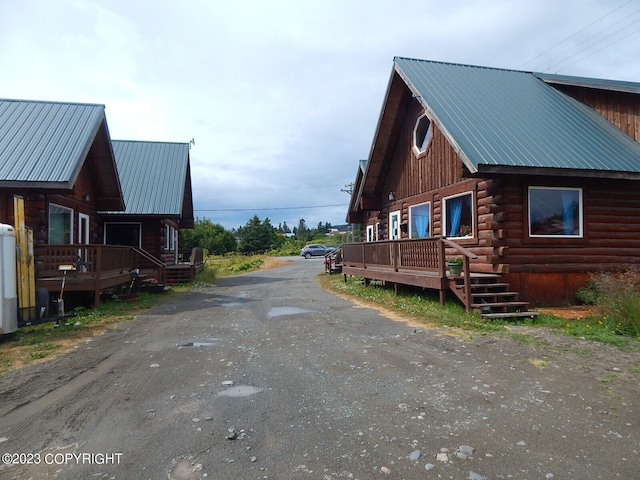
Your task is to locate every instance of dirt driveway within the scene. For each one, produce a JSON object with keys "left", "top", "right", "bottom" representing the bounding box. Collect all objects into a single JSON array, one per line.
[{"left": 0, "top": 256, "right": 639, "bottom": 479}]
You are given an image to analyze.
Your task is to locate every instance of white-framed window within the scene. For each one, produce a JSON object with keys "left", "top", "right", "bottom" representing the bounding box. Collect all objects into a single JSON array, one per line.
[
  {"left": 528, "top": 186, "right": 583, "bottom": 237},
  {"left": 443, "top": 192, "right": 474, "bottom": 238},
  {"left": 375, "top": 222, "right": 380, "bottom": 241},
  {"left": 409, "top": 201, "right": 431, "bottom": 238},
  {"left": 49, "top": 204, "right": 73, "bottom": 244},
  {"left": 366, "top": 225, "right": 374, "bottom": 242},
  {"left": 78, "top": 213, "right": 90, "bottom": 244},
  {"left": 164, "top": 224, "right": 177, "bottom": 250},
  {"left": 413, "top": 113, "right": 433, "bottom": 154},
  {"left": 104, "top": 222, "right": 142, "bottom": 247},
  {"left": 389, "top": 210, "right": 401, "bottom": 240}
]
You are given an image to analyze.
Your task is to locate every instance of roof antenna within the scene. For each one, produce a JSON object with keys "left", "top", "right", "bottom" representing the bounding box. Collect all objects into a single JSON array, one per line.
[{"left": 189, "top": 138, "right": 195, "bottom": 149}]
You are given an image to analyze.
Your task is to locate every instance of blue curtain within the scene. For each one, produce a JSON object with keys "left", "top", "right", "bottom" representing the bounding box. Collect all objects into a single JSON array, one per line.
[
  {"left": 561, "top": 191, "right": 575, "bottom": 235},
  {"left": 414, "top": 213, "right": 429, "bottom": 238},
  {"left": 448, "top": 197, "right": 463, "bottom": 237}
]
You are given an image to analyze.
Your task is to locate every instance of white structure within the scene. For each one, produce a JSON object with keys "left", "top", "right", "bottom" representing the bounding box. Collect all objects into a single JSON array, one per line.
[{"left": 0, "top": 223, "right": 17, "bottom": 334}]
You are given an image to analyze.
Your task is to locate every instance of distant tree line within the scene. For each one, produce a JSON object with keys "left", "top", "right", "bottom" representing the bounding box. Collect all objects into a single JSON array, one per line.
[{"left": 180, "top": 216, "right": 339, "bottom": 255}]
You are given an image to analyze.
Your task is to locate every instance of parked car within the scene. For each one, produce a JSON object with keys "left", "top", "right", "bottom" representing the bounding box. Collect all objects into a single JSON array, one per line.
[{"left": 300, "top": 244, "right": 331, "bottom": 259}]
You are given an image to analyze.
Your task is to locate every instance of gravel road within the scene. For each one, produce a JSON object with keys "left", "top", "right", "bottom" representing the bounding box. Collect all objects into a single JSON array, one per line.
[{"left": 0, "top": 256, "right": 639, "bottom": 479}]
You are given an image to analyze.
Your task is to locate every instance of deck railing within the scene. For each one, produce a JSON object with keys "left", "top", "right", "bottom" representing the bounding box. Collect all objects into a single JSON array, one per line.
[
  {"left": 35, "top": 244, "right": 141, "bottom": 277},
  {"left": 342, "top": 238, "right": 447, "bottom": 272},
  {"left": 341, "top": 237, "right": 478, "bottom": 310}
]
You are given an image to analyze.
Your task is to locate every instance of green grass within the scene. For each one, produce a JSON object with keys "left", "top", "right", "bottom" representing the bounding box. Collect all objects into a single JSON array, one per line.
[
  {"left": 319, "top": 273, "right": 640, "bottom": 346},
  {"left": 319, "top": 274, "right": 504, "bottom": 333},
  {"left": 195, "top": 254, "right": 287, "bottom": 281}
]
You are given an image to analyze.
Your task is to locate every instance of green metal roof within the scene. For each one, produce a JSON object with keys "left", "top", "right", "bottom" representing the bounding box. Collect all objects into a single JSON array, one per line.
[
  {"left": 109, "top": 140, "right": 190, "bottom": 216},
  {"left": 394, "top": 57, "right": 640, "bottom": 175},
  {"left": 535, "top": 72, "right": 640, "bottom": 94},
  {"left": 0, "top": 99, "right": 107, "bottom": 187}
]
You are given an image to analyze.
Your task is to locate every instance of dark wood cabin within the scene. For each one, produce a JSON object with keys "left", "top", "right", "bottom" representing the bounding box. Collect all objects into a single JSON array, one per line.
[
  {"left": 0, "top": 99, "right": 133, "bottom": 308},
  {"left": 345, "top": 58, "right": 640, "bottom": 310},
  {"left": 101, "top": 140, "right": 196, "bottom": 284},
  {"left": 0, "top": 99, "right": 124, "bottom": 238},
  {"left": 0, "top": 100, "right": 199, "bottom": 312}
]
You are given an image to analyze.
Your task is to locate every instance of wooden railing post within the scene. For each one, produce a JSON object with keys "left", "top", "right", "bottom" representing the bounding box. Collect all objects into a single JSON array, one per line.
[
  {"left": 462, "top": 255, "right": 472, "bottom": 312},
  {"left": 393, "top": 241, "right": 399, "bottom": 272},
  {"left": 94, "top": 245, "right": 102, "bottom": 306}
]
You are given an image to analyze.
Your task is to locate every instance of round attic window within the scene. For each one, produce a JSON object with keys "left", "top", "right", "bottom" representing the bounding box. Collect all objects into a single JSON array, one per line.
[{"left": 413, "top": 114, "right": 432, "bottom": 154}]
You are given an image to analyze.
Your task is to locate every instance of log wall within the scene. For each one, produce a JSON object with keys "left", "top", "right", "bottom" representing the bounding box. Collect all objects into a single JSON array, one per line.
[{"left": 357, "top": 91, "right": 640, "bottom": 305}]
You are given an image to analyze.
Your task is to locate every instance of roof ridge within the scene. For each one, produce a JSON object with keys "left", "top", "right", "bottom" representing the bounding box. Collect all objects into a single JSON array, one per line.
[
  {"left": 0, "top": 98, "right": 105, "bottom": 108},
  {"left": 112, "top": 139, "right": 190, "bottom": 146},
  {"left": 394, "top": 56, "right": 640, "bottom": 90},
  {"left": 394, "top": 56, "right": 529, "bottom": 75}
]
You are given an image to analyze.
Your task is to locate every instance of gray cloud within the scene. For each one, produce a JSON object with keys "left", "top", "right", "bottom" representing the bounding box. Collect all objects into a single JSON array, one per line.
[{"left": 1, "top": 0, "right": 638, "bottom": 229}]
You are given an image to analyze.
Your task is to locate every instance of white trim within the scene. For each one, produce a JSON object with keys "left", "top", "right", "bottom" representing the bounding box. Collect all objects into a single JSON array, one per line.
[
  {"left": 442, "top": 191, "right": 474, "bottom": 239},
  {"left": 528, "top": 186, "right": 583, "bottom": 238},
  {"left": 409, "top": 201, "right": 431, "bottom": 239},
  {"left": 48, "top": 203, "right": 74, "bottom": 244},
  {"left": 413, "top": 113, "right": 433, "bottom": 154},
  {"left": 366, "top": 225, "right": 374, "bottom": 242},
  {"left": 389, "top": 210, "right": 401, "bottom": 240},
  {"left": 78, "top": 213, "right": 90, "bottom": 244},
  {"left": 104, "top": 222, "right": 142, "bottom": 247}
]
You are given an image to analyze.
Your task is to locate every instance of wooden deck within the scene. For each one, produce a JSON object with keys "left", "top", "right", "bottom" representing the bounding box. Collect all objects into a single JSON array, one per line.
[
  {"left": 166, "top": 248, "right": 205, "bottom": 284},
  {"left": 339, "top": 238, "right": 538, "bottom": 318},
  {"left": 35, "top": 244, "right": 166, "bottom": 306}
]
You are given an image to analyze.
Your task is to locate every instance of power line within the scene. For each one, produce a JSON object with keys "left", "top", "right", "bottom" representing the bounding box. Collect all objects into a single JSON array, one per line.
[
  {"left": 195, "top": 203, "right": 349, "bottom": 213},
  {"left": 518, "top": 0, "right": 636, "bottom": 71},
  {"left": 544, "top": 17, "right": 640, "bottom": 73},
  {"left": 540, "top": 6, "right": 640, "bottom": 73}
]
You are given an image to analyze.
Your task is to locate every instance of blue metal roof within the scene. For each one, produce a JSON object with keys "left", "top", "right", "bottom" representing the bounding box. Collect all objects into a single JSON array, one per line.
[
  {"left": 109, "top": 140, "right": 190, "bottom": 216},
  {"left": 0, "top": 99, "right": 106, "bottom": 187},
  {"left": 394, "top": 57, "right": 640, "bottom": 175}
]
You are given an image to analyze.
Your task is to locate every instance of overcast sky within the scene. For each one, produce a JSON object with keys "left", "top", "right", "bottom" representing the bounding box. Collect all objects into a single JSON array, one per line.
[{"left": 2, "top": 0, "right": 639, "bottom": 231}]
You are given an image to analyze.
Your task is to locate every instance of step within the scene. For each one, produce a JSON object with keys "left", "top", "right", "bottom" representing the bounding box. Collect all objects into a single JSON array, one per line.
[
  {"left": 472, "top": 291, "right": 519, "bottom": 298},
  {"left": 471, "top": 301, "right": 529, "bottom": 309},
  {"left": 457, "top": 282, "right": 511, "bottom": 290},
  {"left": 480, "top": 311, "right": 540, "bottom": 319},
  {"left": 470, "top": 282, "right": 511, "bottom": 288}
]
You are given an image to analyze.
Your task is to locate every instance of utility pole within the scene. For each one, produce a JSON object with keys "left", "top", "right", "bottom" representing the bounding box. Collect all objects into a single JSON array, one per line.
[
  {"left": 341, "top": 183, "right": 354, "bottom": 242},
  {"left": 341, "top": 182, "right": 354, "bottom": 195}
]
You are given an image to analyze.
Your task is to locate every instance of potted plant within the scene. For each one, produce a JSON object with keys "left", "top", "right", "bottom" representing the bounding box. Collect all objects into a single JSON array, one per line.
[{"left": 447, "top": 257, "right": 463, "bottom": 276}]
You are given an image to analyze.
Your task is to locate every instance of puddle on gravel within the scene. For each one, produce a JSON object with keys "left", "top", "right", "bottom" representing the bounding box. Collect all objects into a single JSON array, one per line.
[
  {"left": 267, "top": 306, "right": 310, "bottom": 317},
  {"left": 177, "top": 338, "right": 222, "bottom": 348},
  {"left": 204, "top": 298, "right": 243, "bottom": 307},
  {"left": 221, "top": 302, "right": 242, "bottom": 307},
  {"left": 217, "top": 385, "right": 262, "bottom": 397}
]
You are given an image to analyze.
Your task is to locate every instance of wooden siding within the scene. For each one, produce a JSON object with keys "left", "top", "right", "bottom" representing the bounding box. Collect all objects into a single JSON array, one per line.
[
  {"left": 363, "top": 100, "right": 467, "bottom": 243},
  {"left": 382, "top": 100, "right": 463, "bottom": 200},
  {"left": 361, "top": 174, "right": 640, "bottom": 304},
  {"left": 353, "top": 82, "right": 640, "bottom": 305},
  {"left": 555, "top": 85, "right": 640, "bottom": 142}
]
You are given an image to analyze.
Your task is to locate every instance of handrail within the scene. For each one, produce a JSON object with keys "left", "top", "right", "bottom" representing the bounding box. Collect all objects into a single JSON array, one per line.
[
  {"left": 442, "top": 238, "right": 478, "bottom": 312},
  {"left": 132, "top": 246, "right": 167, "bottom": 283},
  {"left": 441, "top": 237, "right": 478, "bottom": 260},
  {"left": 341, "top": 237, "right": 479, "bottom": 311}
]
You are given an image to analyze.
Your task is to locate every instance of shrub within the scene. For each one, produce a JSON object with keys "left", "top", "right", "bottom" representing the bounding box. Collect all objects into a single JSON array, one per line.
[{"left": 577, "top": 267, "right": 640, "bottom": 337}]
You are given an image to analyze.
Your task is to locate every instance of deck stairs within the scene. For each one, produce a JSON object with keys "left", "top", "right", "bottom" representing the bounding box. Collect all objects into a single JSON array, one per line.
[{"left": 451, "top": 273, "right": 540, "bottom": 319}]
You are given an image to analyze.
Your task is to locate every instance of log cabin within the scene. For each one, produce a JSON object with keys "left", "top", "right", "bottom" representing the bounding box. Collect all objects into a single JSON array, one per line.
[
  {"left": 344, "top": 57, "right": 640, "bottom": 313},
  {"left": 0, "top": 99, "right": 197, "bottom": 311},
  {"left": 103, "top": 140, "right": 196, "bottom": 283}
]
